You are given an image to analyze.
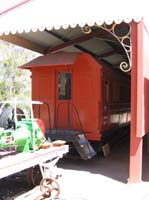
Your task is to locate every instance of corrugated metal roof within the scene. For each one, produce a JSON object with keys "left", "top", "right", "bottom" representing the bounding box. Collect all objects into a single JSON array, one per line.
[
  {"left": 0, "top": 0, "right": 146, "bottom": 35},
  {"left": 0, "top": 22, "right": 132, "bottom": 71}
]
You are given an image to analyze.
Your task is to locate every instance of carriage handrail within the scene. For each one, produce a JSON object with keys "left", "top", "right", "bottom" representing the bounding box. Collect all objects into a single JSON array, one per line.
[{"left": 56, "top": 102, "right": 84, "bottom": 133}]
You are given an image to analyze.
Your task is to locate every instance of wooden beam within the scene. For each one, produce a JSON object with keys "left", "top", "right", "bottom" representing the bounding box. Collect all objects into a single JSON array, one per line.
[
  {"left": 46, "top": 29, "right": 127, "bottom": 65},
  {"left": 129, "top": 21, "right": 143, "bottom": 183},
  {"left": 45, "top": 29, "right": 106, "bottom": 54},
  {"left": 0, "top": 34, "right": 45, "bottom": 54}
]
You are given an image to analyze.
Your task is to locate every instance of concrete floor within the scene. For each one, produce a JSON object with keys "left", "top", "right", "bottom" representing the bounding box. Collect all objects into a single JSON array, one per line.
[{"left": 55, "top": 136, "right": 149, "bottom": 200}]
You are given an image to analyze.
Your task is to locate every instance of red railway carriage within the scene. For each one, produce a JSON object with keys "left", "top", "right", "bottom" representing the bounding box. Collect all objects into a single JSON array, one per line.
[{"left": 21, "top": 52, "right": 130, "bottom": 158}]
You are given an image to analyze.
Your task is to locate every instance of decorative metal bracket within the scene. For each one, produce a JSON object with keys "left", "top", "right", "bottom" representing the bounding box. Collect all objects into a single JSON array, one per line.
[{"left": 81, "top": 23, "right": 131, "bottom": 72}]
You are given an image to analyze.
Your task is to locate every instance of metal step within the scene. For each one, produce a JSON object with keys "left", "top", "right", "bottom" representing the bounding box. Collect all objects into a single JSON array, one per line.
[
  {"left": 46, "top": 129, "right": 96, "bottom": 160},
  {"left": 72, "top": 134, "right": 96, "bottom": 160}
]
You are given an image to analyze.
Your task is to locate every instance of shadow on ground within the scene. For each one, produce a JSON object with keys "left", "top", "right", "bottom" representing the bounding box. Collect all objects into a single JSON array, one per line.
[
  {"left": 58, "top": 137, "right": 130, "bottom": 184},
  {"left": 58, "top": 134, "right": 149, "bottom": 184}
]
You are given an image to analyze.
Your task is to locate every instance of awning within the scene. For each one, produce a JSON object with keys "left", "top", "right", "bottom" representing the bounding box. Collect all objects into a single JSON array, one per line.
[
  {"left": 0, "top": 0, "right": 146, "bottom": 35},
  {"left": 0, "top": 0, "right": 147, "bottom": 71}
]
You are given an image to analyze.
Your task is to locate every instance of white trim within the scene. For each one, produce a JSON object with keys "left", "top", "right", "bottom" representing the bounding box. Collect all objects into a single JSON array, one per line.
[{"left": 0, "top": 0, "right": 145, "bottom": 35}]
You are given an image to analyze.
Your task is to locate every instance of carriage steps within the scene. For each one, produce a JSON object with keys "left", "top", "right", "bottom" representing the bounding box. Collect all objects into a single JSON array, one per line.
[{"left": 46, "top": 129, "right": 96, "bottom": 160}]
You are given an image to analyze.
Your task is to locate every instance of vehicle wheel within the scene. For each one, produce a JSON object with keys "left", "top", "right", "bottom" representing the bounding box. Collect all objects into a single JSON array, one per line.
[
  {"left": 0, "top": 107, "right": 25, "bottom": 129},
  {"left": 40, "top": 177, "right": 60, "bottom": 198},
  {"left": 27, "top": 165, "right": 42, "bottom": 187},
  {"left": 0, "top": 107, "right": 14, "bottom": 129}
]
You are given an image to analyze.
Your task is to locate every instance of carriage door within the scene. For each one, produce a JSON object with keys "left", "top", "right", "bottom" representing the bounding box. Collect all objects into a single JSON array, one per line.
[{"left": 55, "top": 67, "right": 72, "bottom": 130}]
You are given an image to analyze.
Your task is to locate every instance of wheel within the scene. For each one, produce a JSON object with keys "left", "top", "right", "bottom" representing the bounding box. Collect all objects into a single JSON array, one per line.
[
  {"left": 0, "top": 107, "right": 14, "bottom": 129},
  {"left": 27, "top": 165, "right": 42, "bottom": 187},
  {"left": 0, "top": 106, "right": 25, "bottom": 129},
  {"left": 40, "top": 177, "right": 60, "bottom": 198},
  {"left": 16, "top": 108, "right": 26, "bottom": 121}
]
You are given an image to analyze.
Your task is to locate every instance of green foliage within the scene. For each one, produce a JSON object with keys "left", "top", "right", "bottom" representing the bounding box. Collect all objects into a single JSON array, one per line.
[{"left": 0, "top": 41, "right": 39, "bottom": 101}]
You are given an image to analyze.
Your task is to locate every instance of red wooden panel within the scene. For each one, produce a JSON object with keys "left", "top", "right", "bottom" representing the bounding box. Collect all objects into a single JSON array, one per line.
[
  {"left": 32, "top": 68, "right": 55, "bottom": 130},
  {"left": 73, "top": 54, "right": 101, "bottom": 140}
]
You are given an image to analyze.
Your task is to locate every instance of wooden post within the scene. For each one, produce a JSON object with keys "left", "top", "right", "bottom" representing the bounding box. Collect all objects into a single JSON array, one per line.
[{"left": 129, "top": 21, "right": 143, "bottom": 183}]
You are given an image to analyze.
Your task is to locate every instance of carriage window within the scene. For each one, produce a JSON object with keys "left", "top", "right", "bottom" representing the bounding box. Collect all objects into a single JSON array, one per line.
[{"left": 58, "top": 72, "right": 71, "bottom": 100}]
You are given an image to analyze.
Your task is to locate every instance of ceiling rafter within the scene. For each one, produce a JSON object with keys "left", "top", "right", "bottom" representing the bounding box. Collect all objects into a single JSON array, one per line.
[
  {"left": 45, "top": 29, "right": 97, "bottom": 57},
  {"left": 0, "top": 34, "right": 46, "bottom": 54},
  {"left": 45, "top": 28, "right": 126, "bottom": 62},
  {"left": 45, "top": 29, "right": 112, "bottom": 53}
]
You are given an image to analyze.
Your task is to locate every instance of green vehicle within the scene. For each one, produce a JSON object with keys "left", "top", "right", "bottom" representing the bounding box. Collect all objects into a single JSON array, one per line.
[{"left": 0, "top": 100, "right": 47, "bottom": 155}]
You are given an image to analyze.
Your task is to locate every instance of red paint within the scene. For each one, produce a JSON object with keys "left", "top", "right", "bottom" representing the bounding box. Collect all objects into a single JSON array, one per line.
[
  {"left": 22, "top": 52, "right": 130, "bottom": 142},
  {"left": 129, "top": 20, "right": 149, "bottom": 183},
  {"left": 0, "top": 0, "right": 32, "bottom": 16},
  {"left": 37, "top": 118, "right": 45, "bottom": 135},
  {"left": 142, "top": 22, "right": 149, "bottom": 134},
  {"left": 129, "top": 21, "right": 143, "bottom": 183}
]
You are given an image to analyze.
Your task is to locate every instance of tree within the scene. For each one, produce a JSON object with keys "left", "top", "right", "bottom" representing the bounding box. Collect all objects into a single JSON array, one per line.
[{"left": 0, "top": 41, "right": 39, "bottom": 101}]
